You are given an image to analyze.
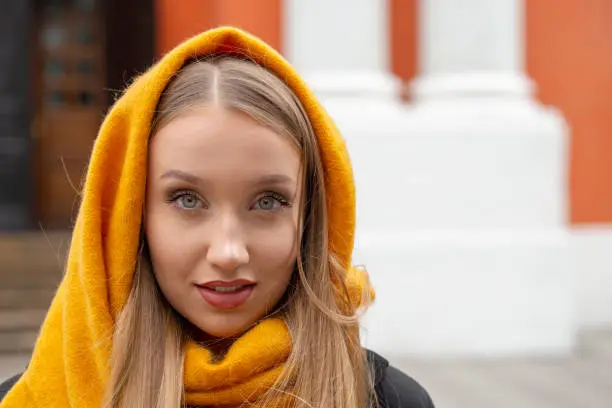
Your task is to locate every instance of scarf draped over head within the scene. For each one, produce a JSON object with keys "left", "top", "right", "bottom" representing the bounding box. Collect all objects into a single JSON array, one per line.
[{"left": 0, "top": 26, "right": 374, "bottom": 407}]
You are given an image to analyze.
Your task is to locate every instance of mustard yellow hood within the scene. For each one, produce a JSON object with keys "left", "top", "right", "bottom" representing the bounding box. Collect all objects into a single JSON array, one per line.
[{"left": 0, "top": 26, "right": 372, "bottom": 407}]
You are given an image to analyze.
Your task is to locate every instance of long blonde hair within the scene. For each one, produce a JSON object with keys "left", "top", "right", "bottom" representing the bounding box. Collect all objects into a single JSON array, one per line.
[{"left": 103, "top": 56, "right": 376, "bottom": 408}]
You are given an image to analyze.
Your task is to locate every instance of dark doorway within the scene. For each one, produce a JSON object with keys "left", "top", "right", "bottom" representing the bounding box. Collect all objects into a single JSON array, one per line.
[
  {"left": 0, "top": 1, "right": 34, "bottom": 230},
  {"left": 31, "top": 0, "right": 154, "bottom": 229}
]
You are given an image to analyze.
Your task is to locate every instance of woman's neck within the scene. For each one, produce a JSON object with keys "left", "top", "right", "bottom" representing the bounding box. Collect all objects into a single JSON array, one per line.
[{"left": 184, "top": 323, "right": 236, "bottom": 362}]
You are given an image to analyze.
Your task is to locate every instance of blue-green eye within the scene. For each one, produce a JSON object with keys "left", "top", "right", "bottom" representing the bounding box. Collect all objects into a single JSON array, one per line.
[
  {"left": 255, "top": 197, "right": 280, "bottom": 211},
  {"left": 253, "top": 193, "right": 291, "bottom": 211},
  {"left": 173, "top": 192, "right": 203, "bottom": 210}
]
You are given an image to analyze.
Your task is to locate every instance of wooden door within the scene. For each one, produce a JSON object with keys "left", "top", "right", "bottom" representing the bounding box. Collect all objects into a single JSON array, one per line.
[{"left": 33, "top": 0, "right": 105, "bottom": 229}]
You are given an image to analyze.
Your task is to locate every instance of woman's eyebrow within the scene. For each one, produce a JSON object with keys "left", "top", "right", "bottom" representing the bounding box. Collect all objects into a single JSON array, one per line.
[
  {"left": 160, "top": 170, "right": 296, "bottom": 187},
  {"left": 252, "top": 174, "right": 296, "bottom": 186},
  {"left": 160, "top": 169, "right": 203, "bottom": 185}
]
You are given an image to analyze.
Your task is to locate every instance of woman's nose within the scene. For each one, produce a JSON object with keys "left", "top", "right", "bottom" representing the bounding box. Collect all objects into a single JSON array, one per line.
[{"left": 205, "top": 215, "right": 249, "bottom": 272}]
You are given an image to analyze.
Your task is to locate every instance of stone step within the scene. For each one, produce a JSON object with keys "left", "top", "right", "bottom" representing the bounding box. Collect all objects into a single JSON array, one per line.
[
  {"left": 0, "top": 310, "right": 46, "bottom": 354},
  {"left": 0, "top": 272, "right": 63, "bottom": 290},
  {"left": 0, "top": 231, "right": 71, "bottom": 277},
  {"left": 0, "top": 232, "right": 70, "bottom": 291},
  {"left": 0, "top": 233, "right": 70, "bottom": 355},
  {"left": 0, "top": 353, "right": 30, "bottom": 382},
  {"left": 0, "top": 330, "right": 38, "bottom": 353},
  {"left": 0, "top": 232, "right": 72, "bottom": 355},
  {"left": 0, "top": 309, "right": 47, "bottom": 331},
  {"left": 0, "top": 289, "right": 56, "bottom": 309},
  {"left": 0, "top": 257, "right": 66, "bottom": 276}
]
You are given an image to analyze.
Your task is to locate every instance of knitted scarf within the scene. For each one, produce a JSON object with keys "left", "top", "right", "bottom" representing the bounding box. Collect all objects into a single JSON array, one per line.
[{"left": 0, "top": 26, "right": 373, "bottom": 407}]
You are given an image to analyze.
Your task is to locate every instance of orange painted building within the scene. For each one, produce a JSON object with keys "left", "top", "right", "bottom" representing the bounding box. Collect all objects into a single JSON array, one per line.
[
  {"left": 3, "top": 0, "right": 610, "bottom": 229},
  {"left": 2, "top": 0, "right": 611, "bottom": 356}
]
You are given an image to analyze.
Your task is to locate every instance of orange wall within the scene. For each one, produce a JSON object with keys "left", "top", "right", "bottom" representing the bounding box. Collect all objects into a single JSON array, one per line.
[
  {"left": 155, "top": 0, "right": 282, "bottom": 57},
  {"left": 527, "top": 0, "right": 612, "bottom": 223}
]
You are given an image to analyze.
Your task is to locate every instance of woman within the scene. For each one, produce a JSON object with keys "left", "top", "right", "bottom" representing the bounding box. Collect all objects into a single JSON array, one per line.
[{"left": 0, "top": 27, "right": 434, "bottom": 408}]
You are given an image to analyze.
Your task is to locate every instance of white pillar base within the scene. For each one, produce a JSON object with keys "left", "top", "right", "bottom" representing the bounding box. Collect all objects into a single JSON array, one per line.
[
  {"left": 411, "top": 71, "right": 534, "bottom": 100},
  {"left": 322, "top": 86, "right": 572, "bottom": 357},
  {"left": 573, "top": 225, "right": 612, "bottom": 329},
  {"left": 301, "top": 70, "right": 401, "bottom": 102},
  {"left": 356, "top": 229, "right": 573, "bottom": 358}
]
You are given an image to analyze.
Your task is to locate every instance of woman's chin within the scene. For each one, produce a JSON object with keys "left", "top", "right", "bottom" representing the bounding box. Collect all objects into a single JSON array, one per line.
[
  {"left": 192, "top": 317, "right": 257, "bottom": 340},
  {"left": 201, "top": 326, "right": 246, "bottom": 339}
]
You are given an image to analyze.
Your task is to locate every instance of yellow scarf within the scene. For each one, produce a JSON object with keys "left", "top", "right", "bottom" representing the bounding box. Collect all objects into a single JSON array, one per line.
[{"left": 0, "top": 26, "right": 373, "bottom": 407}]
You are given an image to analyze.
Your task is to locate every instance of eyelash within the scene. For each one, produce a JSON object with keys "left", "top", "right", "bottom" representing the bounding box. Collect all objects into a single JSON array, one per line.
[
  {"left": 256, "top": 191, "right": 292, "bottom": 209},
  {"left": 166, "top": 190, "right": 204, "bottom": 209},
  {"left": 165, "top": 190, "right": 292, "bottom": 210}
]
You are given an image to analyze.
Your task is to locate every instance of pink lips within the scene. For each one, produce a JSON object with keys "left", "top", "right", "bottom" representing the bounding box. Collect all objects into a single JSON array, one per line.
[{"left": 196, "top": 279, "right": 255, "bottom": 310}]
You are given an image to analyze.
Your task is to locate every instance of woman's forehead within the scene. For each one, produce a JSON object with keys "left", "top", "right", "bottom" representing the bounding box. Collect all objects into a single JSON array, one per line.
[{"left": 148, "top": 108, "right": 301, "bottom": 183}]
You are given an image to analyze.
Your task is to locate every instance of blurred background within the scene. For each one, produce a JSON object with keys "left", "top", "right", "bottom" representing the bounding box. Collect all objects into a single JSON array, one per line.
[{"left": 1, "top": 0, "right": 611, "bottom": 406}]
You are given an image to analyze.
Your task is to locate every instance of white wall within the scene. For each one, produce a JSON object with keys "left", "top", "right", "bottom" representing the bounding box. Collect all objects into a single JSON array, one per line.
[{"left": 572, "top": 225, "right": 612, "bottom": 328}]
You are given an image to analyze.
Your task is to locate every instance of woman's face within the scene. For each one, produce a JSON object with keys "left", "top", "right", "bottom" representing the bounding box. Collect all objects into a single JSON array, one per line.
[{"left": 145, "top": 107, "right": 301, "bottom": 338}]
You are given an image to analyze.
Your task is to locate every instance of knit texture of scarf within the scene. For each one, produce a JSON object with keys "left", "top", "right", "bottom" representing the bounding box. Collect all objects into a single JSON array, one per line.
[{"left": 0, "top": 26, "right": 374, "bottom": 407}]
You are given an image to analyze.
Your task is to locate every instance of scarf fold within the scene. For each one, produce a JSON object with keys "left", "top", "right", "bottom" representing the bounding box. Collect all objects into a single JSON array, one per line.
[
  {"left": 0, "top": 26, "right": 373, "bottom": 407},
  {"left": 184, "top": 318, "right": 291, "bottom": 406}
]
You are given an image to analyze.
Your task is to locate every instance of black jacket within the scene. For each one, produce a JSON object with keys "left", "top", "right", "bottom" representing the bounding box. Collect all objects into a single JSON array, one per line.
[
  {"left": 0, "top": 350, "right": 434, "bottom": 407},
  {"left": 367, "top": 350, "right": 435, "bottom": 408}
]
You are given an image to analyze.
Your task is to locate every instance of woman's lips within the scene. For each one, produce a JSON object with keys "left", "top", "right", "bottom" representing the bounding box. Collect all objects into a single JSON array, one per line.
[{"left": 196, "top": 280, "right": 255, "bottom": 310}]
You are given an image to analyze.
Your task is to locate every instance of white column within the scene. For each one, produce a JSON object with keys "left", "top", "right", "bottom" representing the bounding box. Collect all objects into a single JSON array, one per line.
[
  {"left": 284, "top": 0, "right": 399, "bottom": 100},
  {"left": 353, "top": 0, "right": 575, "bottom": 357},
  {"left": 413, "top": 0, "right": 532, "bottom": 99}
]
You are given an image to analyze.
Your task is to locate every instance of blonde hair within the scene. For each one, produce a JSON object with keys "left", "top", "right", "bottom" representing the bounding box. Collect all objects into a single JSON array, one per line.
[{"left": 103, "top": 56, "right": 376, "bottom": 407}]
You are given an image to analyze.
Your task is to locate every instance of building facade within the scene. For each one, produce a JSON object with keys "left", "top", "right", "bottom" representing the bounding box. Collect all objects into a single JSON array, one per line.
[{"left": 1, "top": 0, "right": 611, "bottom": 356}]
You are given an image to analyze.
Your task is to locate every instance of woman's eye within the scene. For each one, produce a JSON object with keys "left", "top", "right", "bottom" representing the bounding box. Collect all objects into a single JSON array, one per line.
[
  {"left": 174, "top": 193, "right": 203, "bottom": 210},
  {"left": 254, "top": 195, "right": 289, "bottom": 211},
  {"left": 255, "top": 196, "right": 281, "bottom": 211}
]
